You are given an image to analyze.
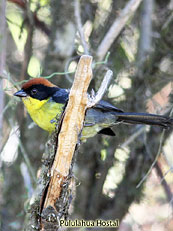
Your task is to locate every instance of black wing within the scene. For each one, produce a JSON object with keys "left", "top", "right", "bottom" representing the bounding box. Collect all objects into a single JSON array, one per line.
[
  {"left": 94, "top": 100, "right": 124, "bottom": 113},
  {"left": 52, "top": 88, "right": 123, "bottom": 113}
]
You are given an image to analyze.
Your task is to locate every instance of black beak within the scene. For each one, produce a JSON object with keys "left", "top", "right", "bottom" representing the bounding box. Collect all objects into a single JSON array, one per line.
[{"left": 14, "top": 89, "right": 27, "bottom": 97}]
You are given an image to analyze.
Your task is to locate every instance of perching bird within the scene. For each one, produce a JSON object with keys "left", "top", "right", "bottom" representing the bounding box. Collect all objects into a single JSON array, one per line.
[{"left": 14, "top": 78, "right": 173, "bottom": 139}]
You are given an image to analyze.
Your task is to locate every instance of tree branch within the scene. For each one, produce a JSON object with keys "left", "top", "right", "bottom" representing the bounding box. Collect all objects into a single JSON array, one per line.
[
  {"left": 74, "top": 0, "right": 89, "bottom": 54},
  {"left": 96, "top": 0, "right": 143, "bottom": 61},
  {"left": 88, "top": 69, "right": 113, "bottom": 107},
  {"left": 137, "top": 0, "right": 154, "bottom": 74},
  {"left": 40, "top": 55, "right": 93, "bottom": 229}
]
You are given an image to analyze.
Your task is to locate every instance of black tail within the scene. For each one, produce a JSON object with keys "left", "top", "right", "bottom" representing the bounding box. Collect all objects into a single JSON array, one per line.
[{"left": 116, "top": 112, "right": 173, "bottom": 129}]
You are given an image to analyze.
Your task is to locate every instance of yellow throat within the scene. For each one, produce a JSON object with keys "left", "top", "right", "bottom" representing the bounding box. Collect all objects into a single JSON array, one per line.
[{"left": 22, "top": 96, "right": 64, "bottom": 132}]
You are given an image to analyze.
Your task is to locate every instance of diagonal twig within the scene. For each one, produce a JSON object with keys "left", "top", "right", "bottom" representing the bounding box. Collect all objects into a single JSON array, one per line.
[
  {"left": 96, "top": 0, "right": 143, "bottom": 61},
  {"left": 155, "top": 161, "right": 173, "bottom": 209},
  {"left": 88, "top": 69, "right": 113, "bottom": 107},
  {"left": 136, "top": 130, "right": 165, "bottom": 188}
]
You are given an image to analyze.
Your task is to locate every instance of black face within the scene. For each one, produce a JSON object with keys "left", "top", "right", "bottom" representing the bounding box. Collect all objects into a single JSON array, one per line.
[
  {"left": 14, "top": 84, "right": 69, "bottom": 103},
  {"left": 23, "top": 84, "right": 59, "bottom": 100}
]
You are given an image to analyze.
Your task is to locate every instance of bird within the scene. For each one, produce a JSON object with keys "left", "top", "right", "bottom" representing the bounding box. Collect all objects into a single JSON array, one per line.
[{"left": 14, "top": 77, "right": 173, "bottom": 140}]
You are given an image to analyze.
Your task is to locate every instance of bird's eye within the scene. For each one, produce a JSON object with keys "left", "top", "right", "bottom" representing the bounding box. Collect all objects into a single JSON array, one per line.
[{"left": 31, "top": 88, "right": 37, "bottom": 95}]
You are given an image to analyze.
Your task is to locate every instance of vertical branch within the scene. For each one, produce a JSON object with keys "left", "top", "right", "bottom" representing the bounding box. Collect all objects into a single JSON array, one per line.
[
  {"left": 74, "top": 0, "right": 89, "bottom": 54},
  {"left": 20, "top": 26, "right": 34, "bottom": 80},
  {"left": 0, "top": 0, "right": 6, "bottom": 150},
  {"left": 41, "top": 55, "right": 93, "bottom": 229},
  {"left": 137, "top": 0, "right": 154, "bottom": 72},
  {"left": 18, "top": 4, "right": 34, "bottom": 157}
]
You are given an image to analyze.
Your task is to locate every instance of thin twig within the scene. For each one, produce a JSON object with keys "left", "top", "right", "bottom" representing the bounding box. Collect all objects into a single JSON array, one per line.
[
  {"left": 136, "top": 107, "right": 173, "bottom": 203},
  {"left": 93, "top": 52, "right": 111, "bottom": 68},
  {"left": 20, "top": 162, "right": 34, "bottom": 198},
  {"left": 19, "top": 139, "right": 37, "bottom": 184},
  {"left": 160, "top": 166, "right": 173, "bottom": 183},
  {"left": 88, "top": 69, "right": 113, "bottom": 107},
  {"left": 155, "top": 161, "right": 173, "bottom": 208},
  {"left": 74, "top": 0, "right": 89, "bottom": 55},
  {"left": 121, "top": 126, "right": 146, "bottom": 149},
  {"left": 96, "top": 0, "right": 143, "bottom": 60},
  {"left": 162, "top": 11, "right": 173, "bottom": 30},
  {"left": 136, "top": 130, "right": 165, "bottom": 188},
  {"left": 64, "top": 56, "right": 80, "bottom": 83}
]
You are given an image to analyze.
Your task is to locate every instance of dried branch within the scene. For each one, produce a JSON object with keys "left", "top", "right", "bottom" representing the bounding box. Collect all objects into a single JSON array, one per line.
[
  {"left": 88, "top": 69, "right": 113, "bottom": 107},
  {"left": 23, "top": 55, "right": 113, "bottom": 230},
  {"left": 41, "top": 55, "right": 93, "bottom": 229},
  {"left": 74, "top": 0, "right": 89, "bottom": 54},
  {"left": 96, "top": 0, "right": 143, "bottom": 61}
]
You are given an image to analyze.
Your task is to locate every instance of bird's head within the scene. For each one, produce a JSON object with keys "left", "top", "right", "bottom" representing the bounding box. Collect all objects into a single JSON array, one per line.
[
  {"left": 14, "top": 77, "right": 58, "bottom": 110},
  {"left": 14, "top": 77, "right": 57, "bottom": 100}
]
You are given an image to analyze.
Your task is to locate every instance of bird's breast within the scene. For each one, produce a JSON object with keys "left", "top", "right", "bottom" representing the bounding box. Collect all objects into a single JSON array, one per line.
[{"left": 22, "top": 97, "right": 64, "bottom": 132}]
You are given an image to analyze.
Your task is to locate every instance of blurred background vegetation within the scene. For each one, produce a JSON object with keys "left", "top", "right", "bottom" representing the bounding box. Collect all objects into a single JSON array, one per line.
[{"left": 0, "top": 0, "right": 173, "bottom": 230}]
